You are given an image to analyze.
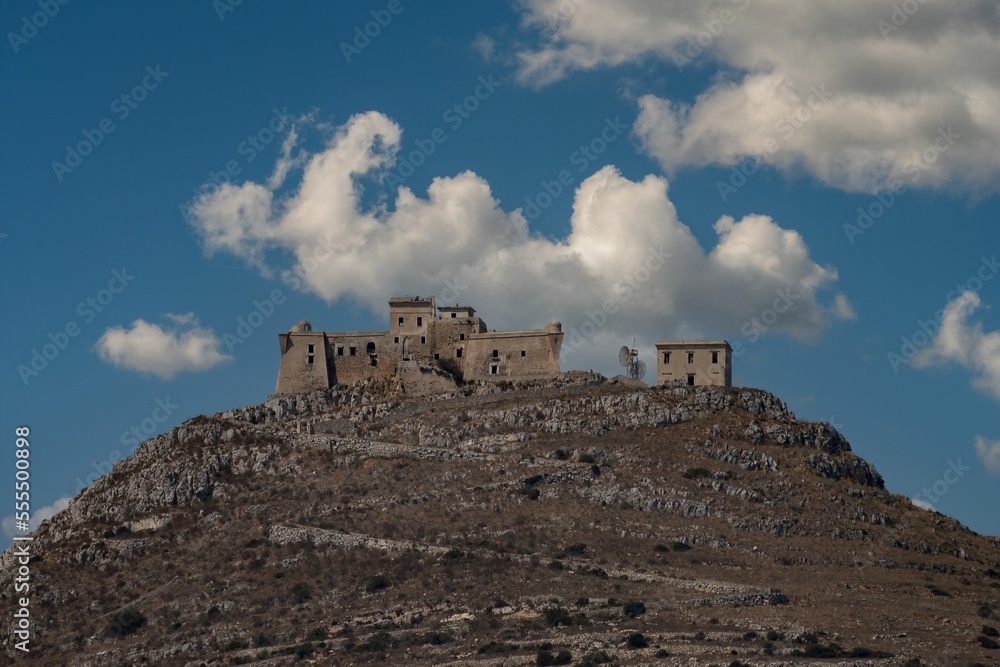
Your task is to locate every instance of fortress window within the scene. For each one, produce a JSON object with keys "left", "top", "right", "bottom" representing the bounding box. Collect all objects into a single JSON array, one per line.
[
  {"left": 307, "top": 355, "right": 314, "bottom": 365},
  {"left": 711, "top": 351, "right": 719, "bottom": 364},
  {"left": 434, "top": 353, "right": 440, "bottom": 360},
  {"left": 491, "top": 365, "right": 498, "bottom": 375},
  {"left": 459, "top": 333, "right": 465, "bottom": 340},
  {"left": 663, "top": 352, "right": 670, "bottom": 363},
  {"left": 394, "top": 336, "right": 399, "bottom": 344},
  {"left": 398, "top": 317, "right": 404, "bottom": 326},
  {"left": 420, "top": 336, "right": 426, "bottom": 344},
  {"left": 417, "top": 317, "right": 423, "bottom": 326},
  {"left": 456, "top": 348, "right": 463, "bottom": 358},
  {"left": 337, "top": 347, "right": 343, "bottom": 356},
  {"left": 366, "top": 342, "right": 375, "bottom": 355},
  {"left": 687, "top": 352, "right": 694, "bottom": 363},
  {"left": 349, "top": 347, "right": 356, "bottom": 356},
  {"left": 451, "top": 312, "right": 457, "bottom": 318},
  {"left": 492, "top": 349, "right": 499, "bottom": 358},
  {"left": 307, "top": 344, "right": 314, "bottom": 354},
  {"left": 521, "top": 350, "right": 526, "bottom": 357},
  {"left": 687, "top": 374, "right": 695, "bottom": 386}
]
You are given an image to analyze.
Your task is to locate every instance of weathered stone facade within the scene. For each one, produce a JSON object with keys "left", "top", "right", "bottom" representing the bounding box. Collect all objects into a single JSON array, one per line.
[
  {"left": 655, "top": 340, "right": 733, "bottom": 387},
  {"left": 275, "top": 297, "right": 564, "bottom": 394}
]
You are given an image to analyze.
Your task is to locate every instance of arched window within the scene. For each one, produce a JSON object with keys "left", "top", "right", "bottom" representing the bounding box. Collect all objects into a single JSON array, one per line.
[{"left": 366, "top": 341, "right": 376, "bottom": 355}]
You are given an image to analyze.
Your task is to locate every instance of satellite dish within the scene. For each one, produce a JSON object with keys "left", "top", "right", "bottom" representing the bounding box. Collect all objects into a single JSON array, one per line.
[{"left": 616, "top": 340, "right": 646, "bottom": 380}]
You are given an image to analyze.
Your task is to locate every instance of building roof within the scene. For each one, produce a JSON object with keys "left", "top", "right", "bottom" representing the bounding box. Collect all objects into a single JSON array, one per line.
[
  {"left": 655, "top": 340, "right": 732, "bottom": 349},
  {"left": 438, "top": 305, "right": 476, "bottom": 314}
]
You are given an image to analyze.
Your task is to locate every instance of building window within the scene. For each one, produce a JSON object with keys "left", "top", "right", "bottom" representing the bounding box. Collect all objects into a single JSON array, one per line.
[
  {"left": 521, "top": 350, "right": 526, "bottom": 357},
  {"left": 459, "top": 333, "right": 465, "bottom": 340},
  {"left": 337, "top": 347, "right": 343, "bottom": 356},
  {"left": 366, "top": 341, "right": 376, "bottom": 355},
  {"left": 394, "top": 336, "right": 399, "bottom": 344},
  {"left": 663, "top": 352, "right": 670, "bottom": 363},
  {"left": 434, "top": 353, "right": 440, "bottom": 360},
  {"left": 491, "top": 365, "right": 498, "bottom": 375},
  {"left": 687, "top": 352, "right": 694, "bottom": 363},
  {"left": 711, "top": 351, "right": 719, "bottom": 364},
  {"left": 398, "top": 317, "right": 404, "bottom": 326},
  {"left": 456, "top": 348, "right": 463, "bottom": 358},
  {"left": 451, "top": 312, "right": 457, "bottom": 318},
  {"left": 417, "top": 316, "right": 423, "bottom": 326},
  {"left": 349, "top": 347, "right": 356, "bottom": 356},
  {"left": 307, "top": 344, "right": 314, "bottom": 354},
  {"left": 420, "top": 336, "right": 426, "bottom": 344},
  {"left": 687, "top": 374, "right": 695, "bottom": 386},
  {"left": 492, "top": 349, "right": 499, "bottom": 358},
  {"left": 307, "top": 355, "right": 314, "bottom": 365}
]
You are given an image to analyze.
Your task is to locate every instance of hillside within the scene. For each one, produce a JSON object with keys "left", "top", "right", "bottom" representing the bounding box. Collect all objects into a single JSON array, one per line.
[{"left": 2, "top": 373, "right": 999, "bottom": 666}]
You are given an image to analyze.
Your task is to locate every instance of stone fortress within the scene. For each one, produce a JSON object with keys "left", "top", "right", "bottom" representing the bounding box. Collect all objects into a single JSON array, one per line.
[
  {"left": 275, "top": 296, "right": 733, "bottom": 394},
  {"left": 275, "top": 296, "right": 565, "bottom": 394}
]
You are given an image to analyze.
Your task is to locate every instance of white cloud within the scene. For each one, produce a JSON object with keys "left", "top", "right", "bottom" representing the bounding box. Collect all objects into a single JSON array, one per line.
[
  {"left": 913, "top": 291, "right": 1000, "bottom": 399},
  {"left": 833, "top": 293, "right": 857, "bottom": 321},
  {"left": 513, "top": 0, "right": 1000, "bottom": 194},
  {"left": 975, "top": 435, "right": 1000, "bottom": 474},
  {"left": 189, "top": 111, "right": 848, "bottom": 368},
  {"left": 2, "top": 496, "right": 71, "bottom": 539},
  {"left": 96, "top": 314, "right": 232, "bottom": 379},
  {"left": 910, "top": 497, "right": 936, "bottom": 512}
]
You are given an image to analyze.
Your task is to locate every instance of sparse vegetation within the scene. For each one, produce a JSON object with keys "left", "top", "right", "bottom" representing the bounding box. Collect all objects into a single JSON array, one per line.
[
  {"left": 625, "top": 631, "right": 649, "bottom": 649},
  {"left": 103, "top": 607, "right": 146, "bottom": 637},
  {"left": 290, "top": 582, "right": 312, "bottom": 603},
  {"left": 364, "top": 574, "right": 391, "bottom": 593},
  {"left": 622, "top": 600, "right": 646, "bottom": 618}
]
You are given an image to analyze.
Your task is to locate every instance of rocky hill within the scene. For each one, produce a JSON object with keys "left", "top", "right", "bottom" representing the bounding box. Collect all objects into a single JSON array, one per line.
[{"left": 2, "top": 373, "right": 999, "bottom": 666}]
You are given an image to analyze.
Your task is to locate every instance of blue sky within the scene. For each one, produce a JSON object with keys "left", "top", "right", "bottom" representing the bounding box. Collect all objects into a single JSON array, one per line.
[{"left": 2, "top": 1, "right": 998, "bottom": 540}]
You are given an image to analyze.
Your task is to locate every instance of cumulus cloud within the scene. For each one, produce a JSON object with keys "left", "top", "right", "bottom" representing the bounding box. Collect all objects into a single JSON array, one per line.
[
  {"left": 975, "top": 435, "right": 1000, "bottom": 473},
  {"left": 96, "top": 314, "right": 232, "bottom": 379},
  {"left": 2, "top": 496, "right": 71, "bottom": 539},
  {"left": 189, "top": 111, "right": 848, "bottom": 372},
  {"left": 513, "top": 0, "right": 1000, "bottom": 194},
  {"left": 913, "top": 291, "right": 1000, "bottom": 399}
]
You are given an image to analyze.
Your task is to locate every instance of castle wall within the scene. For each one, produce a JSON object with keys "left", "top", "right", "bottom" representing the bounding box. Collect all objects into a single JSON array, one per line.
[
  {"left": 464, "top": 327, "right": 563, "bottom": 381},
  {"left": 275, "top": 331, "right": 330, "bottom": 394},
  {"left": 323, "top": 331, "right": 395, "bottom": 385},
  {"left": 274, "top": 300, "right": 564, "bottom": 394}
]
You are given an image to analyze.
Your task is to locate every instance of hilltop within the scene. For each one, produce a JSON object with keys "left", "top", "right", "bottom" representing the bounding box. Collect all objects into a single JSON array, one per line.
[{"left": 2, "top": 373, "right": 999, "bottom": 666}]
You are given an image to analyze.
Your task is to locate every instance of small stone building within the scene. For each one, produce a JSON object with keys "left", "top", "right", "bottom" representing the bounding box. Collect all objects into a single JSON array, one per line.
[
  {"left": 655, "top": 340, "right": 732, "bottom": 387},
  {"left": 275, "top": 296, "right": 564, "bottom": 394}
]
